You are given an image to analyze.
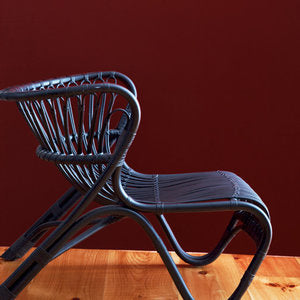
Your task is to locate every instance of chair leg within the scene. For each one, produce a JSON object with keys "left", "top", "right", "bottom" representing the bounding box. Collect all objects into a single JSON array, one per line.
[
  {"left": 0, "top": 205, "right": 194, "bottom": 300},
  {"left": 228, "top": 211, "right": 272, "bottom": 299},
  {"left": 157, "top": 213, "right": 242, "bottom": 266},
  {"left": 228, "top": 243, "right": 268, "bottom": 299},
  {"left": 53, "top": 206, "right": 195, "bottom": 300},
  {"left": 1, "top": 187, "right": 81, "bottom": 261},
  {"left": 0, "top": 205, "right": 271, "bottom": 300},
  {"left": 158, "top": 209, "right": 272, "bottom": 300},
  {"left": 0, "top": 215, "right": 120, "bottom": 299}
]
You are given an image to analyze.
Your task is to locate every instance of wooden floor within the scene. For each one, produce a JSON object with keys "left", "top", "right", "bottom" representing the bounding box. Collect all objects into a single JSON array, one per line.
[{"left": 0, "top": 247, "right": 299, "bottom": 299}]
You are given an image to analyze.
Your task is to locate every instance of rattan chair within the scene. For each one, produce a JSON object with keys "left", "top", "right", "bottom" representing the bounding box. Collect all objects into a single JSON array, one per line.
[{"left": 0, "top": 71, "right": 272, "bottom": 300}]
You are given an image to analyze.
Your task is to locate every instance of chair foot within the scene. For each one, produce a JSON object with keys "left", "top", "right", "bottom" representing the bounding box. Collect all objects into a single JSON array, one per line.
[
  {"left": 228, "top": 250, "right": 267, "bottom": 300},
  {"left": 1, "top": 236, "right": 34, "bottom": 261},
  {"left": 0, "top": 285, "right": 16, "bottom": 300}
]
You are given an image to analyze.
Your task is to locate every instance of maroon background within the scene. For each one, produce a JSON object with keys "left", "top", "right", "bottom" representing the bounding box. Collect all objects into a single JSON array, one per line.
[{"left": 0, "top": 0, "right": 299, "bottom": 256}]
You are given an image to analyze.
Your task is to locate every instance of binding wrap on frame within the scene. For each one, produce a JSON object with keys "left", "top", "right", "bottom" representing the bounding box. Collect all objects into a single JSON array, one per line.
[{"left": 36, "top": 146, "right": 112, "bottom": 165}]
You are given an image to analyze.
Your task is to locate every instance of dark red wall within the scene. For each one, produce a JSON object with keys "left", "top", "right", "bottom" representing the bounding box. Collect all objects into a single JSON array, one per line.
[{"left": 0, "top": 0, "right": 299, "bottom": 256}]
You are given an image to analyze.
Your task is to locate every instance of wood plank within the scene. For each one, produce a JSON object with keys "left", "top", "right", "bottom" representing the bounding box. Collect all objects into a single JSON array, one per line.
[{"left": 0, "top": 247, "right": 299, "bottom": 299}]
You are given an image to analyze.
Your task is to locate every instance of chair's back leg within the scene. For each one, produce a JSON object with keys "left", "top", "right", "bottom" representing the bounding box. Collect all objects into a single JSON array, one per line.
[{"left": 1, "top": 187, "right": 81, "bottom": 261}]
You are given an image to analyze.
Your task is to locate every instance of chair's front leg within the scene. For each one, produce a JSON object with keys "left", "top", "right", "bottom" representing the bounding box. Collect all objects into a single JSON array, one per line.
[
  {"left": 228, "top": 212, "right": 272, "bottom": 299},
  {"left": 1, "top": 187, "right": 80, "bottom": 261},
  {"left": 158, "top": 208, "right": 272, "bottom": 300}
]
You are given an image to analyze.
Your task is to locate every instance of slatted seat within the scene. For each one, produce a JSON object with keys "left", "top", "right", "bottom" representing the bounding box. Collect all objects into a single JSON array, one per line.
[
  {"left": 122, "top": 167, "right": 264, "bottom": 205},
  {"left": 0, "top": 71, "right": 272, "bottom": 300}
]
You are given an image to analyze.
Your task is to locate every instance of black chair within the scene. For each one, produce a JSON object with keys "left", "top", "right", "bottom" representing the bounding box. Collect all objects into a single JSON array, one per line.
[{"left": 0, "top": 71, "right": 272, "bottom": 300}]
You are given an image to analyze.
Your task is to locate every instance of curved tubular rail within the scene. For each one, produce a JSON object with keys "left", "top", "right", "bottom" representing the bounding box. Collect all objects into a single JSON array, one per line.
[
  {"left": 25, "top": 221, "right": 62, "bottom": 240},
  {"left": 52, "top": 215, "right": 123, "bottom": 259},
  {"left": 0, "top": 83, "right": 136, "bottom": 103},
  {"left": 22, "top": 216, "right": 123, "bottom": 251},
  {"left": 157, "top": 214, "right": 242, "bottom": 266},
  {"left": 0, "top": 71, "right": 137, "bottom": 99}
]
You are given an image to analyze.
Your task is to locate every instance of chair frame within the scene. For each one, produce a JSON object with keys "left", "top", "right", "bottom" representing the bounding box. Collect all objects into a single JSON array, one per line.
[{"left": 0, "top": 71, "right": 272, "bottom": 300}]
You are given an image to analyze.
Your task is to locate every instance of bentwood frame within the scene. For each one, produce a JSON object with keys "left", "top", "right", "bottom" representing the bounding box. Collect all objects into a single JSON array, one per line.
[{"left": 0, "top": 71, "right": 272, "bottom": 299}]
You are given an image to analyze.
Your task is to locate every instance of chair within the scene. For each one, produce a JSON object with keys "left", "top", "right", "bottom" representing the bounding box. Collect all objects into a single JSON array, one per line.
[{"left": 0, "top": 71, "right": 272, "bottom": 300}]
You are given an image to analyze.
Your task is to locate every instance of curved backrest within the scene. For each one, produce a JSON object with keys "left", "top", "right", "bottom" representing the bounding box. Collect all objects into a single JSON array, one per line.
[{"left": 0, "top": 71, "right": 140, "bottom": 204}]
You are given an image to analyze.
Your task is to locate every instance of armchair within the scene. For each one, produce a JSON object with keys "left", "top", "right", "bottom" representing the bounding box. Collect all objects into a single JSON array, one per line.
[{"left": 0, "top": 71, "right": 272, "bottom": 299}]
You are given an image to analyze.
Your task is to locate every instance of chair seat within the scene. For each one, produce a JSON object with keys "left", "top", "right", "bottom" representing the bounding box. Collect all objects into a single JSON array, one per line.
[{"left": 122, "top": 168, "right": 264, "bottom": 206}]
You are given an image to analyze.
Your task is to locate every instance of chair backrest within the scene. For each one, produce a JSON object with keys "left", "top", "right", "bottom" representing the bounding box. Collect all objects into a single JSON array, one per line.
[{"left": 0, "top": 71, "right": 140, "bottom": 204}]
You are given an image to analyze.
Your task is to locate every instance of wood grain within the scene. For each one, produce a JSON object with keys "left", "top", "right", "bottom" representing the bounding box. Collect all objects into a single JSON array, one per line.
[{"left": 0, "top": 247, "right": 299, "bottom": 299}]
